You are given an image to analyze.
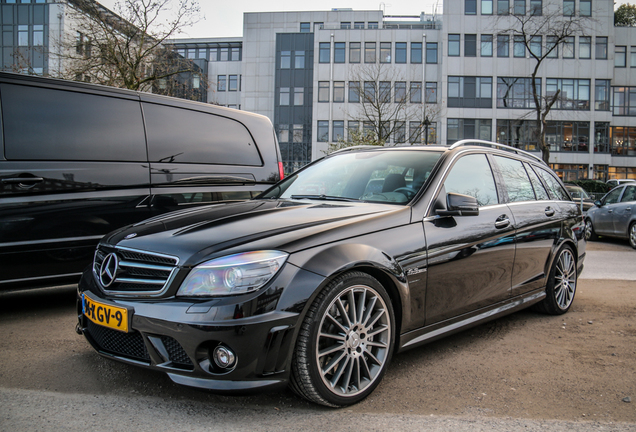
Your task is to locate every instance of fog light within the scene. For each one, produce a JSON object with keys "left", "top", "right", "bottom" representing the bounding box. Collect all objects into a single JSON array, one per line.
[{"left": 213, "top": 345, "right": 236, "bottom": 369}]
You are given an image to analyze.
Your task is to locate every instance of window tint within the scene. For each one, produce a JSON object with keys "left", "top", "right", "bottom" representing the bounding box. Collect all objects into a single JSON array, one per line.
[
  {"left": 621, "top": 186, "right": 636, "bottom": 202},
  {"left": 444, "top": 154, "right": 499, "bottom": 206},
  {"left": 533, "top": 166, "right": 569, "bottom": 200},
  {"left": 525, "top": 163, "right": 550, "bottom": 200},
  {"left": 493, "top": 156, "right": 535, "bottom": 202},
  {"left": 2, "top": 84, "right": 146, "bottom": 161},
  {"left": 144, "top": 103, "right": 262, "bottom": 166}
]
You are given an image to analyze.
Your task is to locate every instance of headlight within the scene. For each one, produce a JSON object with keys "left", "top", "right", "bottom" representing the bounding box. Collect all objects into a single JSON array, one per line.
[{"left": 176, "top": 251, "right": 288, "bottom": 297}]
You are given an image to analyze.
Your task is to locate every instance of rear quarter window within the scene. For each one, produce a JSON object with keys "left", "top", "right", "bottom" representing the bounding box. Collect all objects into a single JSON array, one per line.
[
  {"left": 143, "top": 103, "right": 262, "bottom": 166},
  {"left": 532, "top": 165, "right": 569, "bottom": 201},
  {"left": 1, "top": 83, "right": 147, "bottom": 161}
]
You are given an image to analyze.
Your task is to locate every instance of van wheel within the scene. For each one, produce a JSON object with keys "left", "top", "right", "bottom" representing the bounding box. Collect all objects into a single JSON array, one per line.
[
  {"left": 290, "top": 272, "right": 395, "bottom": 407},
  {"left": 534, "top": 246, "right": 577, "bottom": 315}
]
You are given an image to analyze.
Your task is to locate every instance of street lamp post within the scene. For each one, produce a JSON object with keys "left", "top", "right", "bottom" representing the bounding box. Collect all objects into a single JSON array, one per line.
[{"left": 423, "top": 116, "right": 431, "bottom": 145}]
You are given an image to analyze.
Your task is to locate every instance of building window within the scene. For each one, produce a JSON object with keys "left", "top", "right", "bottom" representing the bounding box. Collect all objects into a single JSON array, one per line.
[
  {"left": 293, "top": 124, "right": 304, "bottom": 143},
  {"left": 563, "top": 36, "right": 575, "bottom": 58},
  {"left": 550, "top": 164, "right": 589, "bottom": 182},
  {"left": 497, "top": 34, "right": 510, "bottom": 57},
  {"left": 580, "top": 0, "right": 591, "bottom": 16},
  {"left": 380, "top": 42, "right": 391, "bottom": 63},
  {"left": 545, "top": 121, "right": 590, "bottom": 153},
  {"left": 465, "top": 34, "right": 477, "bottom": 57},
  {"left": 449, "top": 34, "right": 460, "bottom": 56},
  {"left": 578, "top": 36, "right": 591, "bottom": 59},
  {"left": 364, "top": 82, "right": 376, "bottom": 102},
  {"left": 334, "top": 81, "right": 345, "bottom": 102},
  {"left": 395, "top": 81, "right": 407, "bottom": 102},
  {"left": 228, "top": 75, "right": 238, "bottom": 91},
  {"left": 530, "top": 0, "right": 542, "bottom": 15},
  {"left": 497, "top": 120, "right": 539, "bottom": 151},
  {"left": 379, "top": 81, "right": 391, "bottom": 103},
  {"left": 448, "top": 119, "right": 492, "bottom": 144},
  {"left": 426, "top": 42, "right": 438, "bottom": 63},
  {"left": 209, "top": 48, "right": 218, "bottom": 61},
  {"left": 278, "top": 125, "right": 289, "bottom": 143},
  {"left": 529, "top": 35, "right": 542, "bottom": 57},
  {"left": 220, "top": 48, "right": 229, "bottom": 61},
  {"left": 217, "top": 75, "right": 226, "bottom": 92},
  {"left": 595, "top": 79, "right": 610, "bottom": 110},
  {"left": 317, "top": 121, "right": 329, "bottom": 142},
  {"left": 615, "top": 46, "right": 627, "bottom": 68},
  {"left": 395, "top": 42, "right": 407, "bottom": 63},
  {"left": 368, "top": 22, "right": 379, "bottom": 29},
  {"left": 594, "top": 123, "right": 610, "bottom": 153},
  {"left": 300, "top": 22, "right": 310, "bottom": 32},
  {"left": 333, "top": 121, "right": 345, "bottom": 141},
  {"left": 33, "top": 25, "right": 44, "bottom": 46},
  {"left": 482, "top": 0, "right": 494, "bottom": 13},
  {"left": 354, "top": 22, "right": 365, "bottom": 29},
  {"left": 563, "top": 0, "right": 575, "bottom": 16},
  {"left": 349, "top": 42, "right": 361, "bottom": 63},
  {"left": 231, "top": 47, "right": 241, "bottom": 61},
  {"left": 514, "top": 0, "right": 526, "bottom": 14},
  {"left": 409, "top": 122, "right": 422, "bottom": 143},
  {"left": 545, "top": 36, "right": 558, "bottom": 58},
  {"left": 426, "top": 82, "right": 437, "bottom": 103},
  {"left": 547, "top": 78, "right": 590, "bottom": 110},
  {"left": 410, "top": 82, "right": 422, "bottom": 103},
  {"left": 411, "top": 42, "right": 423, "bottom": 63},
  {"left": 293, "top": 87, "right": 304, "bottom": 106},
  {"left": 394, "top": 122, "right": 406, "bottom": 143},
  {"left": 466, "top": 0, "right": 477, "bottom": 14},
  {"left": 334, "top": 42, "right": 346, "bottom": 63},
  {"left": 365, "top": 42, "right": 376, "bottom": 63},
  {"left": 481, "top": 35, "right": 493, "bottom": 57},
  {"left": 279, "top": 87, "right": 290, "bottom": 105},
  {"left": 610, "top": 127, "right": 636, "bottom": 156},
  {"left": 497, "top": 77, "right": 540, "bottom": 109},
  {"left": 514, "top": 36, "right": 526, "bottom": 57},
  {"left": 611, "top": 87, "right": 636, "bottom": 116},
  {"left": 596, "top": 37, "right": 607, "bottom": 59},
  {"left": 349, "top": 81, "right": 360, "bottom": 102},
  {"left": 341, "top": 22, "right": 351, "bottom": 29},
  {"left": 318, "top": 82, "right": 330, "bottom": 102},
  {"left": 314, "top": 22, "right": 324, "bottom": 31},
  {"left": 498, "top": 0, "right": 510, "bottom": 14},
  {"left": 448, "top": 76, "right": 493, "bottom": 108},
  {"left": 319, "top": 42, "right": 330, "bottom": 63},
  {"left": 348, "top": 121, "right": 360, "bottom": 137},
  {"left": 631, "top": 46, "right": 636, "bottom": 67},
  {"left": 295, "top": 50, "right": 305, "bottom": 68}
]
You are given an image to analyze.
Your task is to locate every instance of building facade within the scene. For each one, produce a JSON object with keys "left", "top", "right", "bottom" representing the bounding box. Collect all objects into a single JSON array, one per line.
[{"left": 2, "top": 0, "right": 635, "bottom": 180}]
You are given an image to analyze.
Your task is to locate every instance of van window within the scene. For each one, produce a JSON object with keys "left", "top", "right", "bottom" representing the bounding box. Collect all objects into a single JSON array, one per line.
[
  {"left": 143, "top": 103, "right": 262, "bottom": 166},
  {"left": 1, "top": 84, "right": 146, "bottom": 161}
]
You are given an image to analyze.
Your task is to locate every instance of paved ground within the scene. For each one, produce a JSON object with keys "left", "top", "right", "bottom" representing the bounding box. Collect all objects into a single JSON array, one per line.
[{"left": 0, "top": 238, "right": 634, "bottom": 431}]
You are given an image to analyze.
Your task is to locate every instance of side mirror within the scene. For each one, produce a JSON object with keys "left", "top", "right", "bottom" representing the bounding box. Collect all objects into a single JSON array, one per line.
[
  {"left": 594, "top": 200, "right": 602, "bottom": 207},
  {"left": 436, "top": 193, "right": 479, "bottom": 217}
]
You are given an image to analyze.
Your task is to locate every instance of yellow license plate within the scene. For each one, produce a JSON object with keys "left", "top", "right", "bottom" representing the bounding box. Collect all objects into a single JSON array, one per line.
[{"left": 83, "top": 294, "right": 129, "bottom": 333}]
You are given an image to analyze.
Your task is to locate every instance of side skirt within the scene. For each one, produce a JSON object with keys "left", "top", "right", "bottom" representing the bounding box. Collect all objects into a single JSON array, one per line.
[{"left": 397, "top": 288, "right": 546, "bottom": 353}]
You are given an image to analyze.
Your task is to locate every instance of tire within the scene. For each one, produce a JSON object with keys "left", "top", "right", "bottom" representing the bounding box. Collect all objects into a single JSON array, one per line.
[
  {"left": 584, "top": 218, "right": 598, "bottom": 241},
  {"left": 290, "top": 271, "right": 395, "bottom": 407},
  {"left": 534, "top": 246, "right": 577, "bottom": 315},
  {"left": 629, "top": 222, "right": 636, "bottom": 250}
]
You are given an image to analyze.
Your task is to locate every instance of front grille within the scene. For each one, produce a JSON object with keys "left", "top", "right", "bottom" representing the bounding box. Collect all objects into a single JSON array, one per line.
[
  {"left": 93, "top": 246, "right": 178, "bottom": 295},
  {"left": 86, "top": 320, "right": 150, "bottom": 362}
]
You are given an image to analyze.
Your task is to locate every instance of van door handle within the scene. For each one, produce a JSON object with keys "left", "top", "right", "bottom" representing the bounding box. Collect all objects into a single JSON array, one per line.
[
  {"left": 495, "top": 215, "right": 510, "bottom": 229},
  {"left": 545, "top": 207, "right": 555, "bottom": 217}
]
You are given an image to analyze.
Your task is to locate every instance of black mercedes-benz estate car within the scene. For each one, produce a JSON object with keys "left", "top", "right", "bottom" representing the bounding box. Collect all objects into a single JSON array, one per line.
[{"left": 77, "top": 140, "right": 585, "bottom": 407}]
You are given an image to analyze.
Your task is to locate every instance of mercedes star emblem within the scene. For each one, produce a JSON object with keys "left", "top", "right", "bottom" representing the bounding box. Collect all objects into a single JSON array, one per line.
[{"left": 99, "top": 253, "right": 119, "bottom": 287}]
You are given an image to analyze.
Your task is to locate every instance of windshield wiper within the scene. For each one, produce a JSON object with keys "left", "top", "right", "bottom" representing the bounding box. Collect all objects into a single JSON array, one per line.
[{"left": 290, "top": 194, "right": 358, "bottom": 202}]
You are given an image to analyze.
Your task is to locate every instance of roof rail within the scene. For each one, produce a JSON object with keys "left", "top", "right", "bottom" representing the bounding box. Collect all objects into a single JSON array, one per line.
[
  {"left": 330, "top": 145, "right": 383, "bottom": 154},
  {"left": 449, "top": 139, "right": 546, "bottom": 165}
]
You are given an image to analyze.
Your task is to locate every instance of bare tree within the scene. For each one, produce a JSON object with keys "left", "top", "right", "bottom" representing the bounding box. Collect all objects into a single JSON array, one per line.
[
  {"left": 498, "top": 6, "right": 592, "bottom": 162},
  {"left": 341, "top": 62, "right": 439, "bottom": 148},
  {"left": 58, "top": 0, "right": 203, "bottom": 93}
]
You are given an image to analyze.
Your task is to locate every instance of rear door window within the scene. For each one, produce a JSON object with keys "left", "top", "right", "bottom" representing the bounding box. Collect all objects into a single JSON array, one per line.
[
  {"left": 493, "top": 156, "right": 535, "bottom": 202},
  {"left": 532, "top": 166, "right": 569, "bottom": 201},
  {"left": 143, "top": 103, "right": 262, "bottom": 166},
  {"left": 524, "top": 163, "right": 550, "bottom": 200},
  {"left": 1, "top": 83, "right": 146, "bottom": 161}
]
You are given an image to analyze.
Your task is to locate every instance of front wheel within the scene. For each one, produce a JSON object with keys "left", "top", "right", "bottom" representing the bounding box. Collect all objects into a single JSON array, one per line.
[
  {"left": 629, "top": 222, "right": 636, "bottom": 249},
  {"left": 585, "top": 219, "right": 598, "bottom": 241},
  {"left": 534, "top": 246, "right": 577, "bottom": 315},
  {"left": 290, "top": 272, "right": 395, "bottom": 407}
]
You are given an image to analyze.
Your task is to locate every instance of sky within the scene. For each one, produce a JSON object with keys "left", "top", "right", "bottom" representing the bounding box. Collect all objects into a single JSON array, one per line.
[{"left": 97, "top": 0, "right": 629, "bottom": 39}]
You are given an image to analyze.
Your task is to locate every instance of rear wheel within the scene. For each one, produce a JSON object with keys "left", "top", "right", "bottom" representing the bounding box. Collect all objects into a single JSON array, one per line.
[
  {"left": 585, "top": 219, "right": 598, "bottom": 241},
  {"left": 290, "top": 272, "right": 395, "bottom": 407},
  {"left": 534, "top": 246, "right": 577, "bottom": 315},
  {"left": 629, "top": 222, "right": 636, "bottom": 249}
]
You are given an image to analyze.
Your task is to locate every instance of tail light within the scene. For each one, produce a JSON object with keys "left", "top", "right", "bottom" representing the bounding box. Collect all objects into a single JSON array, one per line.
[{"left": 278, "top": 161, "right": 285, "bottom": 180}]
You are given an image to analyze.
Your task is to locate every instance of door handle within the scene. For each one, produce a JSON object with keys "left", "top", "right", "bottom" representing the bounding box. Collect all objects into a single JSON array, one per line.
[
  {"left": 545, "top": 207, "right": 555, "bottom": 217},
  {"left": 1, "top": 177, "right": 44, "bottom": 189},
  {"left": 608, "top": 209, "right": 613, "bottom": 214},
  {"left": 495, "top": 216, "right": 510, "bottom": 229}
]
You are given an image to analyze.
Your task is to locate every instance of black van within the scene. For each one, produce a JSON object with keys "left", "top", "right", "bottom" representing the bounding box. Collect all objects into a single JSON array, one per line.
[{"left": 0, "top": 72, "right": 283, "bottom": 291}]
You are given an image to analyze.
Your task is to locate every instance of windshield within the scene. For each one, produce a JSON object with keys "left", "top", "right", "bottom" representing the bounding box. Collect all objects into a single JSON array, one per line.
[{"left": 260, "top": 150, "right": 442, "bottom": 204}]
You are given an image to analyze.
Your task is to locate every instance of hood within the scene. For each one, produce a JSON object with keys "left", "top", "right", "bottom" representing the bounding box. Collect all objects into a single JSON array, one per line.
[{"left": 102, "top": 199, "right": 411, "bottom": 266}]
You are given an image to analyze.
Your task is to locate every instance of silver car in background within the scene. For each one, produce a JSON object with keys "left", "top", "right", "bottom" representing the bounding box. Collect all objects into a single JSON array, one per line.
[{"left": 585, "top": 183, "right": 636, "bottom": 249}]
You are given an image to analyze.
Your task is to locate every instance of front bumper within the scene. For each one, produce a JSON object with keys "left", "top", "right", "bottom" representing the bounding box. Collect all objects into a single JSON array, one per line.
[{"left": 76, "top": 263, "right": 323, "bottom": 393}]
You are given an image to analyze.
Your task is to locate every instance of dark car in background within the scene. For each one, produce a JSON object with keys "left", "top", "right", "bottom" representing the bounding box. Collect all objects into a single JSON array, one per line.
[
  {"left": 585, "top": 183, "right": 636, "bottom": 249},
  {"left": 565, "top": 184, "right": 595, "bottom": 214},
  {"left": 77, "top": 140, "right": 584, "bottom": 407},
  {"left": 0, "top": 72, "right": 283, "bottom": 291}
]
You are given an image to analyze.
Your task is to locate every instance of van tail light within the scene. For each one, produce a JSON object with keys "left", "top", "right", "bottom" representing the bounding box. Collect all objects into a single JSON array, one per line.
[{"left": 278, "top": 161, "right": 285, "bottom": 180}]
